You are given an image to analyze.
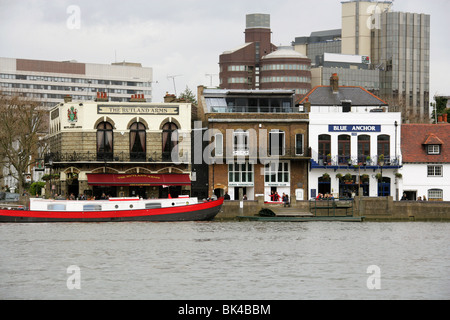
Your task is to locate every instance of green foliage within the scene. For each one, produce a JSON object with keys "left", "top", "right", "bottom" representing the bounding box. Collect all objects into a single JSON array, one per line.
[
  {"left": 344, "top": 173, "right": 353, "bottom": 181},
  {"left": 29, "top": 181, "right": 45, "bottom": 196},
  {"left": 431, "top": 96, "right": 449, "bottom": 123},
  {"left": 178, "top": 86, "right": 197, "bottom": 105}
]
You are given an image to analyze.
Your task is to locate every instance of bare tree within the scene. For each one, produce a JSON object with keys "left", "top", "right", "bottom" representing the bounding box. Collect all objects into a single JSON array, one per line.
[{"left": 0, "top": 91, "right": 47, "bottom": 194}]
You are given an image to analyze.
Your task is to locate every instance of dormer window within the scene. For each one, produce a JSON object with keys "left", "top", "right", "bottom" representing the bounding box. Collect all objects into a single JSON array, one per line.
[{"left": 427, "top": 145, "right": 440, "bottom": 155}]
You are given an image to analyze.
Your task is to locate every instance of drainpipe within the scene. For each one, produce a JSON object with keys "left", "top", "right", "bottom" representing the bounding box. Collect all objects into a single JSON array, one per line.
[{"left": 394, "top": 121, "right": 398, "bottom": 160}]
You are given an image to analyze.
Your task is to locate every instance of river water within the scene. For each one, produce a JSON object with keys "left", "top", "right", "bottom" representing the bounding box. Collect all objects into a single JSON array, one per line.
[{"left": 0, "top": 221, "right": 449, "bottom": 300}]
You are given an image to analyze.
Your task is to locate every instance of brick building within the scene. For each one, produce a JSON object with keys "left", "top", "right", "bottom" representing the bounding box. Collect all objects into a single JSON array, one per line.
[
  {"left": 219, "top": 14, "right": 311, "bottom": 101},
  {"left": 196, "top": 86, "right": 309, "bottom": 202},
  {"left": 45, "top": 93, "right": 193, "bottom": 199}
]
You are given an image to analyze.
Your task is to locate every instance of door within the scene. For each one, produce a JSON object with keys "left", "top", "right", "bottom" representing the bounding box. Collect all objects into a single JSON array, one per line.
[{"left": 378, "top": 178, "right": 391, "bottom": 197}]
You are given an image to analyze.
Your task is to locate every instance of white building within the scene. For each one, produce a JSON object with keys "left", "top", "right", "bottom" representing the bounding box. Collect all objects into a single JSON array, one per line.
[
  {"left": 301, "top": 73, "right": 402, "bottom": 200},
  {"left": 0, "top": 57, "right": 153, "bottom": 106},
  {"left": 44, "top": 94, "right": 193, "bottom": 199},
  {"left": 400, "top": 123, "right": 450, "bottom": 201}
]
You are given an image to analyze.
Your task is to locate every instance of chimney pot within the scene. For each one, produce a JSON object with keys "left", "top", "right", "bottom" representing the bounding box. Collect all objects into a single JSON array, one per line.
[{"left": 330, "top": 73, "right": 339, "bottom": 93}]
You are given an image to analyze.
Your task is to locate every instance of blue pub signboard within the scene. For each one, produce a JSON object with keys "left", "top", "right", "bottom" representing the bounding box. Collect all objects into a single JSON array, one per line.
[{"left": 329, "top": 125, "right": 381, "bottom": 133}]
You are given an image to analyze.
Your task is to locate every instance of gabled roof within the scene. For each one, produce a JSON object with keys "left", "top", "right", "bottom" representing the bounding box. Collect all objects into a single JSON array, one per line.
[
  {"left": 297, "top": 85, "right": 388, "bottom": 106},
  {"left": 423, "top": 133, "right": 444, "bottom": 145},
  {"left": 402, "top": 124, "right": 450, "bottom": 163}
]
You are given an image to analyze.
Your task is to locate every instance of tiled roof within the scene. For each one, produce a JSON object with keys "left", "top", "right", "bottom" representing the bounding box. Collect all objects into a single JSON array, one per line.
[
  {"left": 297, "top": 85, "right": 388, "bottom": 106},
  {"left": 402, "top": 124, "right": 450, "bottom": 163},
  {"left": 423, "top": 133, "right": 444, "bottom": 145}
]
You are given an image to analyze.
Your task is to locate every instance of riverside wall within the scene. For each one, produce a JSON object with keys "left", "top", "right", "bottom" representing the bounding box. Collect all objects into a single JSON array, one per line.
[
  {"left": 216, "top": 196, "right": 450, "bottom": 221},
  {"left": 10, "top": 195, "right": 450, "bottom": 222}
]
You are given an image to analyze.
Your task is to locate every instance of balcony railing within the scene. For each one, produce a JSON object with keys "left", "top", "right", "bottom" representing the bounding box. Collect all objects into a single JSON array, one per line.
[
  {"left": 44, "top": 151, "right": 190, "bottom": 164},
  {"left": 209, "top": 106, "right": 302, "bottom": 113},
  {"left": 312, "top": 154, "right": 401, "bottom": 168}
]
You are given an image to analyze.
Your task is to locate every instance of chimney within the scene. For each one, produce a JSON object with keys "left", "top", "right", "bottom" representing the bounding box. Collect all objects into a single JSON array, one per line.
[
  {"left": 330, "top": 73, "right": 339, "bottom": 93},
  {"left": 438, "top": 115, "right": 443, "bottom": 123},
  {"left": 164, "top": 92, "right": 177, "bottom": 103},
  {"left": 303, "top": 97, "right": 311, "bottom": 113},
  {"left": 130, "top": 94, "right": 146, "bottom": 102},
  {"left": 64, "top": 95, "right": 72, "bottom": 103},
  {"left": 444, "top": 114, "right": 448, "bottom": 123},
  {"left": 95, "top": 92, "right": 109, "bottom": 102}
]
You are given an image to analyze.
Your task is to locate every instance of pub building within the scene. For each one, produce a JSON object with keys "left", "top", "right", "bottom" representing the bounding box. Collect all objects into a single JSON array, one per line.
[
  {"left": 299, "top": 74, "right": 403, "bottom": 200},
  {"left": 196, "top": 86, "right": 310, "bottom": 202},
  {"left": 44, "top": 93, "right": 193, "bottom": 199}
]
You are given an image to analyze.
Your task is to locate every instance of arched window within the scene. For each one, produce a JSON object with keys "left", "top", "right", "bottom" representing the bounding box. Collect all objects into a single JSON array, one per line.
[
  {"left": 338, "top": 134, "right": 351, "bottom": 164},
  {"left": 162, "top": 122, "right": 178, "bottom": 161},
  {"left": 377, "top": 135, "right": 390, "bottom": 159},
  {"left": 97, "top": 122, "right": 113, "bottom": 161},
  {"left": 130, "top": 122, "right": 146, "bottom": 161},
  {"left": 358, "top": 135, "right": 371, "bottom": 163},
  {"left": 318, "top": 134, "right": 331, "bottom": 163}
]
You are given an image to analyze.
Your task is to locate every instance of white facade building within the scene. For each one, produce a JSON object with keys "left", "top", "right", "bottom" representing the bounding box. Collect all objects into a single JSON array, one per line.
[
  {"left": 301, "top": 74, "right": 402, "bottom": 200},
  {"left": 0, "top": 57, "right": 153, "bottom": 106},
  {"left": 45, "top": 95, "right": 193, "bottom": 199},
  {"left": 399, "top": 123, "right": 450, "bottom": 201},
  {"left": 308, "top": 112, "right": 402, "bottom": 199}
]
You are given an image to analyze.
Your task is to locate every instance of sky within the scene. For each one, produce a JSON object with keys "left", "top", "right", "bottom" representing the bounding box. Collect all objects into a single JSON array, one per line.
[{"left": 0, "top": 0, "right": 449, "bottom": 102}]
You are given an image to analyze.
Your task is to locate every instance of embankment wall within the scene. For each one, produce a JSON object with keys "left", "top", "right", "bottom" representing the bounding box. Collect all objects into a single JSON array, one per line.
[{"left": 216, "top": 196, "right": 450, "bottom": 221}]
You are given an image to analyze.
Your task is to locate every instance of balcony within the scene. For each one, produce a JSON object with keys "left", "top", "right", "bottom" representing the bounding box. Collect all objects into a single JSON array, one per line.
[
  {"left": 44, "top": 151, "right": 190, "bottom": 165},
  {"left": 311, "top": 154, "right": 402, "bottom": 169}
]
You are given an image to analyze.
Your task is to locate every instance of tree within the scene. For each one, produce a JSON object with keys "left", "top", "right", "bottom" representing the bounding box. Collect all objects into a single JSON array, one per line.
[
  {"left": 0, "top": 91, "right": 47, "bottom": 194},
  {"left": 178, "top": 86, "right": 197, "bottom": 105},
  {"left": 431, "top": 96, "right": 449, "bottom": 123}
]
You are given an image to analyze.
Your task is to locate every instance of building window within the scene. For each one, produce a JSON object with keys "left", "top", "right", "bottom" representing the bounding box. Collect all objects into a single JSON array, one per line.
[
  {"left": 427, "top": 165, "right": 443, "bottom": 177},
  {"left": 377, "top": 135, "right": 390, "bottom": 159},
  {"left": 228, "top": 77, "right": 247, "bottom": 84},
  {"left": 264, "top": 161, "right": 290, "bottom": 184},
  {"left": 269, "top": 130, "right": 285, "bottom": 156},
  {"left": 295, "top": 134, "right": 304, "bottom": 156},
  {"left": 338, "top": 134, "right": 351, "bottom": 164},
  {"left": 130, "top": 122, "right": 146, "bottom": 161},
  {"left": 162, "top": 122, "right": 178, "bottom": 161},
  {"left": 97, "top": 122, "right": 113, "bottom": 161},
  {"left": 358, "top": 135, "right": 371, "bottom": 163},
  {"left": 427, "top": 145, "right": 440, "bottom": 155},
  {"left": 233, "top": 131, "right": 249, "bottom": 156},
  {"left": 428, "top": 189, "right": 443, "bottom": 201},
  {"left": 318, "top": 134, "right": 331, "bottom": 162},
  {"left": 228, "top": 162, "right": 254, "bottom": 184}
]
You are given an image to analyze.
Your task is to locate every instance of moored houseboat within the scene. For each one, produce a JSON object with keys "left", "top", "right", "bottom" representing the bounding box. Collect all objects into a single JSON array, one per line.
[{"left": 0, "top": 197, "right": 223, "bottom": 223}]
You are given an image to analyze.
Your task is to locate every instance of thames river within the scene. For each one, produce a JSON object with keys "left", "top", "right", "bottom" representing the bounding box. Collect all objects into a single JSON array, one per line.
[{"left": 0, "top": 221, "right": 449, "bottom": 300}]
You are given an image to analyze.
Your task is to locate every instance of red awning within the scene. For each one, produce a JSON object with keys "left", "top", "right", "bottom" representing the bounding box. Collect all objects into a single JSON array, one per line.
[{"left": 87, "top": 174, "right": 191, "bottom": 186}]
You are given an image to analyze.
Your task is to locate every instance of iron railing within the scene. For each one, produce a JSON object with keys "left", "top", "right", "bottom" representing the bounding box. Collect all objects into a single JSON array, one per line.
[
  {"left": 44, "top": 151, "right": 190, "bottom": 164},
  {"left": 315, "top": 154, "right": 401, "bottom": 167}
]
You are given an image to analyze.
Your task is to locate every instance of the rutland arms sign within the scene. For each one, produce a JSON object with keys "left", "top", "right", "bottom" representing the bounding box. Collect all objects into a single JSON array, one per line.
[{"left": 98, "top": 105, "right": 179, "bottom": 115}]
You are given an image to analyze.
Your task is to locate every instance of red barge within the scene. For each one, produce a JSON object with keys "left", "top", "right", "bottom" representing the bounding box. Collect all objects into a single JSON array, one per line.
[{"left": 0, "top": 197, "right": 223, "bottom": 223}]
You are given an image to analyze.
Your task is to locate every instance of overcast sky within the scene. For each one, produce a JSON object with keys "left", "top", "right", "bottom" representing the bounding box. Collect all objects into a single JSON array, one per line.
[{"left": 0, "top": 0, "right": 448, "bottom": 102}]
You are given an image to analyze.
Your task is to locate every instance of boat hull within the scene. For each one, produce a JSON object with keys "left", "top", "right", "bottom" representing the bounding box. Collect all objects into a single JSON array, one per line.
[{"left": 0, "top": 199, "right": 223, "bottom": 223}]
